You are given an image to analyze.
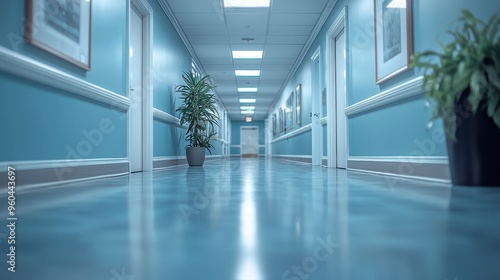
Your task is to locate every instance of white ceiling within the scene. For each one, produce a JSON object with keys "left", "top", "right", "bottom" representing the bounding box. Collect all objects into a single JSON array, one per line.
[{"left": 164, "top": 0, "right": 334, "bottom": 120}]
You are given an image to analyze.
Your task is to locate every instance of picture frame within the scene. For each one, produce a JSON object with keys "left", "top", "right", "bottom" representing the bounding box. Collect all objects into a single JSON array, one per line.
[
  {"left": 272, "top": 113, "right": 277, "bottom": 136},
  {"left": 285, "top": 92, "right": 294, "bottom": 130},
  {"left": 279, "top": 108, "right": 284, "bottom": 132},
  {"left": 374, "top": 0, "right": 412, "bottom": 84},
  {"left": 295, "top": 84, "right": 302, "bottom": 126},
  {"left": 26, "top": 0, "right": 92, "bottom": 70}
]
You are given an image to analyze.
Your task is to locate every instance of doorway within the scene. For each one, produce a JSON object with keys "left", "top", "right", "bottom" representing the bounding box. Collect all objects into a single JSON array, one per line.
[
  {"left": 311, "top": 48, "right": 323, "bottom": 166},
  {"left": 241, "top": 127, "right": 259, "bottom": 158},
  {"left": 326, "top": 8, "right": 348, "bottom": 169},
  {"left": 128, "top": 0, "right": 153, "bottom": 173},
  {"left": 129, "top": 4, "right": 143, "bottom": 172}
]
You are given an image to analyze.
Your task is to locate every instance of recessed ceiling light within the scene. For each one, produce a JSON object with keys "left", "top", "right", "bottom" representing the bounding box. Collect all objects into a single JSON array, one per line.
[
  {"left": 224, "top": 0, "right": 270, "bottom": 8},
  {"left": 235, "top": 70, "right": 260, "bottom": 76},
  {"left": 241, "top": 106, "right": 256, "bottom": 110},
  {"left": 240, "top": 98, "right": 256, "bottom": 103},
  {"left": 387, "top": 0, "right": 406, "bottom": 8},
  {"left": 238, "top": 87, "right": 258, "bottom": 92},
  {"left": 232, "top": 51, "right": 263, "bottom": 59},
  {"left": 241, "top": 110, "right": 255, "bottom": 115}
]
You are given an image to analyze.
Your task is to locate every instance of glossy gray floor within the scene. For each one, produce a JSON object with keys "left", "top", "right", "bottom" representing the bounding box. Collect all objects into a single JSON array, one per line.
[{"left": 1, "top": 158, "right": 500, "bottom": 280}]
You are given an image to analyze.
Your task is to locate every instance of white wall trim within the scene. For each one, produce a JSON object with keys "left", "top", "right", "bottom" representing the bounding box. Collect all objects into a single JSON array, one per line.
[
  {"left": 0, "top": 158, "right": 128, "bottom": 171},
  {"left": 345, "top": 76, "right": 424, "bottom": 117},
  {"left": 348, "top": 168, "right": 451, "bottom": 185},
  {"left": 153, "top": 156, "right": 185, "bottom": 161},
  {"left": 348, "top": 156, "right": 451, "bottom": 182},
  {"left": 271, "top": 124, "right": 313, "bottom": 144},
  {"left": 153, "top": 108, "right": 182, "bottom": 127},
  {"left": 0, "top": 46, "right": 130, "bottom": 110},
  {"left": 348, "top": 156, "right": 448, "bottom": 164}
]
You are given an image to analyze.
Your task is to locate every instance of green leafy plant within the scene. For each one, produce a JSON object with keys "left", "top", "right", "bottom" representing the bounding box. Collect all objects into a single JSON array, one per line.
[
  {"left": 411, "top": 10, "right": 500, "bottom": 139},
  {"left": 176, "top": 71, "right": 219, "bottom": 154}
]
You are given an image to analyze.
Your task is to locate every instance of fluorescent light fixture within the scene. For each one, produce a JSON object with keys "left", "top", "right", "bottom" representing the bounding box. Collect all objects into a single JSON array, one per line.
[
  {"left": 235, "top": 70, "right": 260, "bottom": 76},
  {"left": 387, "top": 0, "right": 406, "bottom": 8},
  {"left": 238, "top": 87, "right": 258, "bottom": 93},
  {"left": 241, "top": 110, "right": 255, "bottom": 115},
  {"left": 224, "top": 0, "right": 270, "bottom": 8},
  {"left": 240, "top": 98, "right": 256, "bottom": 103},
  {"left": 232, "top": 51, "right": 263, "bottom": 59},
  {"left": 241, "top": 106, "right": 255, "bottom": 110}
]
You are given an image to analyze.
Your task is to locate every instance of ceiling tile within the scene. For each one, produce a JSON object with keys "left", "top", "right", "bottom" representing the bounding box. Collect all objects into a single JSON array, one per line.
[
  {"left": 175, "top": 13, "right": 225, "bottom": 25},
  {"left": 266, "top": 35, "right": 309, "bottom": 45},
  {"left": 188, "top": 35, "right": 230, "bottom": 45},
  {"left": 264, "top": 45, "right": 303, "bottom": 58},
  {"left": 270, "top": 13, "right": 321, "bottom": 26},
  {"left": 192, "top": 45, "right": 232, "bottom": 58},
  {"left": 227, "top": 25, "right": 268, "bottom": 37},
  {"left": 182, "top": 25, "right": 227, "bottom": 36},
  {"left": 166, "top": 0, "right": 223, "bottom": 13},
  {"left": 226, "top": 13, "right": 269, "bottom": 26},
  {"left": 272, "top": 0, "right": 329, "bottom": 14},
  {"left": 268, "top": 25, "right": 314, "bottom": 36}
]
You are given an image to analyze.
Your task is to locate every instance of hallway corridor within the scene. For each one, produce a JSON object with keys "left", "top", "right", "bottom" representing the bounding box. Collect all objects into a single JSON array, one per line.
[{"left": 1, "top": 158, "right": 500, "bottom": 280}]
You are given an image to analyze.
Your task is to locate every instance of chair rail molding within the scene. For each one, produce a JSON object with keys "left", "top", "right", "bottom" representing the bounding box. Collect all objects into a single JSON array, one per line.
[
  {"left": 345, "top": 76, "right": 424, "bottom": 117},
  {"left": 0, "top": 46, "right": 129, "bottom": 111}
]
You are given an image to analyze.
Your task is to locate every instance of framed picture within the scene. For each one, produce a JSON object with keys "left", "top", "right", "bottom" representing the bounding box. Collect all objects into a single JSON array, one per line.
[
  {"left": 272, "top": 113, "right": 277, "bottom": 136},
  {"left": 374, "top": 0, "right": 412, "bottom": 84},
  {"left": 26, "top": 0, "right": 92, "bottom": 70},
  {"left": 285, "top": 92, "right": 294, "bottom": 130},
  {"left": 295, "top": 84, "right": 302, "bottom": 126},
  {"left": 279, "top": 108, "right": 284, "bottom": 132}
]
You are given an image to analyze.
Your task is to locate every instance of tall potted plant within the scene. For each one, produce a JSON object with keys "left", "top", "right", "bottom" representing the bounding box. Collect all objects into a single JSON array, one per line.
[
  {"left": 176, "top": 71, "right": 219, "bottom": 166},
  {"left": 412, "top": 10, "right": 500, "bottom": 186}
]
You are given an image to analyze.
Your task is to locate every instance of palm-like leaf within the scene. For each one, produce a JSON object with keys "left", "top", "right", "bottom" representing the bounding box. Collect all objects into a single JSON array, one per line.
[
  {"left": 176, "top": 71, "right": 220, "bottom": 153},
  {"left": 411, "top": 10, "right": 500, "bottom": 140}
]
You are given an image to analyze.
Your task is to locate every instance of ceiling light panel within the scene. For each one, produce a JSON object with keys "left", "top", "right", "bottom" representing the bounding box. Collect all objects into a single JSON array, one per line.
[
  {"left": 235, "top": 70, "right": 261, "bottom": 76},
  {"left": 232, "top": 50, "right": 263, "bottom": 59},
  {"left": 224, "top": 0, "right": 270, "bottom": 8},
  {"left": 240, "top": 98, "right": 256, "bottom": 103},
  {"left": 241, "top": 106, "right": 256, "bottom": 110},
  {"left": 238, "top": 88, "right": 258, "bottom": 92}
]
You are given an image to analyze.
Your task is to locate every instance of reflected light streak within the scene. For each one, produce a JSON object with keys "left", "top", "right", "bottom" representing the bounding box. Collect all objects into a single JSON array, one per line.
[{"left": 236, "top": 180, "right": 263, "bottom": 280}]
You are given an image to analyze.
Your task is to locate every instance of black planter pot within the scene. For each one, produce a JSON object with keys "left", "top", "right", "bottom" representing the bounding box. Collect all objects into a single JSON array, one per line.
[
  {"left": 186, "top": 147, "right": 206, "bottom": 166},
  {"left": 447, "top": 99, "right": 500, "bottom": 186}
]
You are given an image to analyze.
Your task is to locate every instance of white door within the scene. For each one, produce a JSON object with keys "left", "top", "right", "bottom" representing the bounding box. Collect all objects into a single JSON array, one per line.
[
  {"left": 335, "top": 29, "right": 347, "bottom": 169},
  {"left": 130, "top": 5, "right": 143, "bottom": 172},
  {"left": 311, "top": 52, "right": 323, "bottom": 166},
  {"left": 241, "top": 127, "right": 259, "bottom": 158}
]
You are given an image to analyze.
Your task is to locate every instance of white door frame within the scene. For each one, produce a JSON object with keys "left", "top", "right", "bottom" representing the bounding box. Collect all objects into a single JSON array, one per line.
[
  {"left": 128, "top": 0, "right": 153, "bottom": 172},
  {"left": 325, "top": 7, "right": 348, "bottom": 168},
  {"left": 311, "top": 47, "right": 323, "bottom": 166}
]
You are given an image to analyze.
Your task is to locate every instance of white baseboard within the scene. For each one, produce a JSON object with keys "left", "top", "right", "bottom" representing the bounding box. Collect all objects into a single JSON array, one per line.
[
  {"left": 348, "top": 156, "right": 450, "bottom": 182},
  {"left": 0, "top": 158, "right": 129, "bottom": 192}
]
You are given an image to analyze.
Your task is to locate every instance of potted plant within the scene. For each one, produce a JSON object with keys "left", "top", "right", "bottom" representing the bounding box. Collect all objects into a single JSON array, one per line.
[
  {"left": 412, "top": 10, "right": 500, "bottom": 186},
  {"left": 176, "top": 71, "right": 219, "bottom": 166}
]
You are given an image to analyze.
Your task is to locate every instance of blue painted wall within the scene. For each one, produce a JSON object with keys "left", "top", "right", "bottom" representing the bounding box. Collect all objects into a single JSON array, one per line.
[
  {"left": 0, "top": 0, "right": 224, "bottom": 165},
  {"left": 150, "top": 0, "right": 192, "bottom": 158},
  {"left": 0, "top": 0, "right": 128, "bottom": 162},
  {"left": 270, "top": 0, "right": 498, "bottom": 160},
  {"left": 230, "top": 121, "right": 266, "bottom": 155}
]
